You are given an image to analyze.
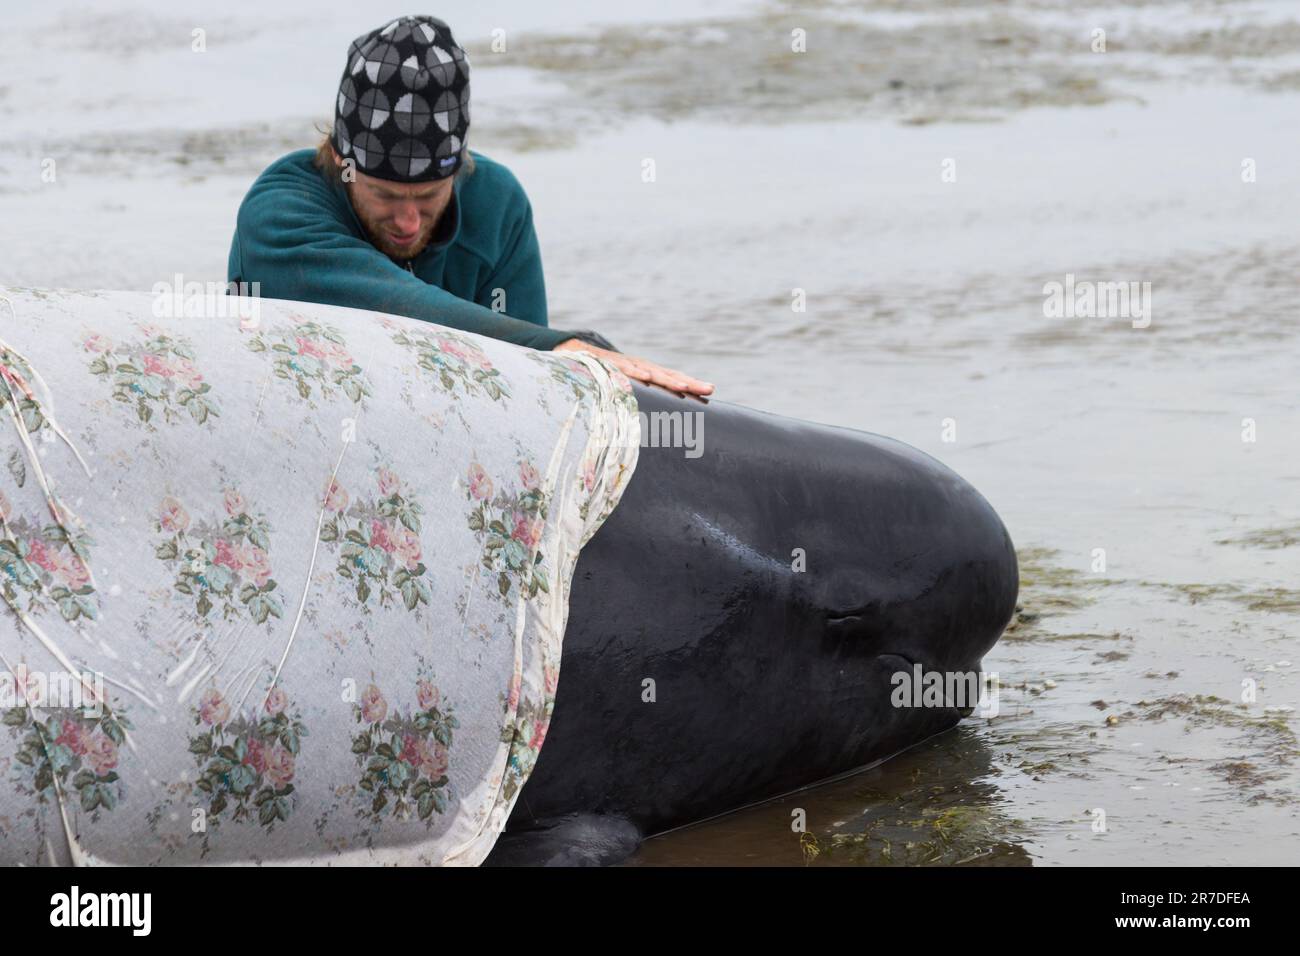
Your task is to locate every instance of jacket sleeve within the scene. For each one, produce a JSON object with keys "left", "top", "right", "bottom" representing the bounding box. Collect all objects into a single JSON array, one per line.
[
  {"left": 229, "top": 167, "right": 572, "bottom": 351},
  {"left": 475, "top": 195, "right": 548, "bottom": 328}
]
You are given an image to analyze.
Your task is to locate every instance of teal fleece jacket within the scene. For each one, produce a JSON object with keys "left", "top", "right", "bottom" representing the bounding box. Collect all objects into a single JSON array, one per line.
[{"left": 227, "top": 149, "right": 572, "bottom": 350}]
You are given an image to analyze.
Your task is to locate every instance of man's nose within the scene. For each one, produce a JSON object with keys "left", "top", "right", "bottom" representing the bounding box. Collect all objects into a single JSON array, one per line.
[{"left": 392, "top": 203, "right": 421, "bottom": 233}]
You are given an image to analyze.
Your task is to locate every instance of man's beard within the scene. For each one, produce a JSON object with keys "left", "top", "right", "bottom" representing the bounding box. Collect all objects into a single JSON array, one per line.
[{"left": 350, "top": 193, "right": 439, "bottom": 261}]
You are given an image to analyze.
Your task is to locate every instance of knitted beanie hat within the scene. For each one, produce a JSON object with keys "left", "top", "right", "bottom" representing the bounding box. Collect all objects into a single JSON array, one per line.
[{"left": 332, "top": 16, "right": 471, "bottom": 182}]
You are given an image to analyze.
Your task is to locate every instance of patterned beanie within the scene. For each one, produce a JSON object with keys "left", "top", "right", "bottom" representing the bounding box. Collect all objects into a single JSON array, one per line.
[{"left": 332, "top": 16, "right": 471, "bottom": 182}]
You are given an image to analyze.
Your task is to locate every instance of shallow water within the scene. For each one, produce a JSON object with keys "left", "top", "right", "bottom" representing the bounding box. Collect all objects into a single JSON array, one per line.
[{"left": 1, "top": 0, "right": 1296, "bottom": 865}]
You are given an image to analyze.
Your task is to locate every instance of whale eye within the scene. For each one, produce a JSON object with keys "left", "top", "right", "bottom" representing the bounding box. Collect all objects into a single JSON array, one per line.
[{"left": 823, "top": 602, "right": 892, "bottom": 649}]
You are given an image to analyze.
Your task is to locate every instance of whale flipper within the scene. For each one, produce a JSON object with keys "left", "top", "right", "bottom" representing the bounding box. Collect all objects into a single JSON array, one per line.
[{"left": 481, "top": 813, "right": 642, "bottom": 867}]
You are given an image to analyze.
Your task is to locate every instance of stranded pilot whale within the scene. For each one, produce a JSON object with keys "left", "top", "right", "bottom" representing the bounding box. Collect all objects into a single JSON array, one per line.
[
  {"left": 0, "top": 288, "right": 1014, "bottom": 866},
  {"left": 484, "top": 383, "right": 1019, "bottom": 866}
]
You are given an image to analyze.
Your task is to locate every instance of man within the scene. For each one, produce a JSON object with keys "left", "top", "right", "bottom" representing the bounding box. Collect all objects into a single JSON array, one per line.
[{"left": 228, "top": 15, "right": 711, "bottom": 397}]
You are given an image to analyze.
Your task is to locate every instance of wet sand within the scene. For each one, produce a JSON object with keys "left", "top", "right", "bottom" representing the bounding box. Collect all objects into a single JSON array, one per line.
[{"left": 1, "top": 0, "right": 1297, "bottom": 865}]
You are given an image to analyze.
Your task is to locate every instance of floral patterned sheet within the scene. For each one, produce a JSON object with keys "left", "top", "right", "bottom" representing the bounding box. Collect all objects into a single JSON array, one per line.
[{"left": 0, "top": 288, "right": 639, "bottom": 865}]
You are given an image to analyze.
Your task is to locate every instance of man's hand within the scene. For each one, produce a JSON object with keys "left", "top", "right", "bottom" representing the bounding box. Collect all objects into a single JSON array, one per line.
[{"left": 553, "top": 339, "right": 714, "bottom": 398}]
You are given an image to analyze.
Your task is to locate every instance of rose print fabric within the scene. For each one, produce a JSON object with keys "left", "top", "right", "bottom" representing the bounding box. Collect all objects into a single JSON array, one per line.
[{"left": 0, "top": 288, "right": 639, "bottom": 865}]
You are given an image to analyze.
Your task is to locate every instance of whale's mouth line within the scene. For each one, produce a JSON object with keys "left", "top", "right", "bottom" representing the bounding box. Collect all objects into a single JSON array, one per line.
[{"left": 875, "top": 650, "right": 919, "bottom": 671}]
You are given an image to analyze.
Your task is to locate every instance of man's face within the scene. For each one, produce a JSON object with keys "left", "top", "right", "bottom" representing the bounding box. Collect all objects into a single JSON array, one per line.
[{"left": 345, "top": 160, "right": 456, "bottom": 261}]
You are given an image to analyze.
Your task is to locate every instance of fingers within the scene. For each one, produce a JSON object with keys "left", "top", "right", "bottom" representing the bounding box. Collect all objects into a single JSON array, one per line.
[
  {"left": 557, "top": 341, "right": 713, "bottom": 397},
  {"left": 615, "top": 356, "right": 654, "bottom": 384},
  {"left": 627, "top": 358, "right": 713, "bottom": 397}
]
